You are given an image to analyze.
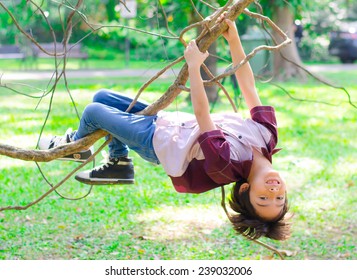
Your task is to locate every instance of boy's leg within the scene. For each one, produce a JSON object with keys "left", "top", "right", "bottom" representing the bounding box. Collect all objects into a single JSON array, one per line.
[
  {"left": 73, "top": 102, "right": 159, "bottom": 185},
  {"left": 39, "top": 90, "right": 158, "bottom": 184},
  {"left": 38, "top": 90, "right": 137, "bottom": 162},
  {"left": 73, "top": 102, "right": 158, "bottom": 163},
  {"left": 89, "top": 90, "right": 152, "bottom": 161},
  {"left": 92, "top": 89, "right": 148, "bottom": 113}
]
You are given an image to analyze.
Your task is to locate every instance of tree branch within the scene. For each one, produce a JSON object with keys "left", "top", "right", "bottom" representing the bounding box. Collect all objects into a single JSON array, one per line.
[{"left": 0, "top": 130, "right": 107, "bottom": 162}]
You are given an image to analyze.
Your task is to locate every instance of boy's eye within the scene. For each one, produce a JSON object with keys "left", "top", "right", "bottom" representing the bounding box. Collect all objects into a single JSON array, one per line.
[
  {"left": 277, "top": 196, "right": 285, "bottom": 200},
  {"left": 259, "top": 196, "right": 268, "bottom": 200}
]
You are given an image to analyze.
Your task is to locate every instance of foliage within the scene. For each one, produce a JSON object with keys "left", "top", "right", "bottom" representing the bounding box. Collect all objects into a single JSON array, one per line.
[
  {"left": 0, "top": 70, "right": 356, "bottom": 260},
  {"left": 253, "top": 0, "right": 308, "bottom": 19},
  {"left": 298, "top": 33, "right": 331, "bottom": 62},
  {"left": 2, "top": 0, "right": 356, "bottom": 63},
  {"left": 297, "top": 0, "right": 357, "bottom": 61}
]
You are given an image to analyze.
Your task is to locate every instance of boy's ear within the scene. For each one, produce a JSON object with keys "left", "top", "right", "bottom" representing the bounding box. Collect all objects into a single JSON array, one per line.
[{"left": 239, "top": 183, "right": 250, "bottom": 194}]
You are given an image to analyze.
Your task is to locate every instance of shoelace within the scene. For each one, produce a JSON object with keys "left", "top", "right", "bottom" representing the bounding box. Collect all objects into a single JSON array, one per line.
[
  {"left": 49, "top": 128, "right": 73, "bottom": 148},
  {"left": 93, "top": 160, "right": 117, "bottom": 171},
  {"left": 49, "top": 135, "right": 68, "bottom": 148},
  {"left": 68, "top": 131, "right": 76, "bottom": 141},
  {"left": 93, "top": 151, "right": 117, "bottom": 171}
]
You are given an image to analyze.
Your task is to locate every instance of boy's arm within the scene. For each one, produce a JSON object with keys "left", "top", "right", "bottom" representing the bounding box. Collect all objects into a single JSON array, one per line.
[
  {"left": 184, "top": 40, "right": 216, "bottom": 133},
  {"left": 219, "top": 14, "right": 262, "bottom": 111}
]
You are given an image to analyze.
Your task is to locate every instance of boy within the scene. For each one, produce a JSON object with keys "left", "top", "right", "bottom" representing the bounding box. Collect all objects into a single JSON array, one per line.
[{"left": 40, "top": 14, "right": 292, "bottom": 240}]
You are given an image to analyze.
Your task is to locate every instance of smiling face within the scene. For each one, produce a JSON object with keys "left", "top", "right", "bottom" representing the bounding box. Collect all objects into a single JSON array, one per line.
[{"left": 248, "top": 170, "right": 287, "bottom": 221}]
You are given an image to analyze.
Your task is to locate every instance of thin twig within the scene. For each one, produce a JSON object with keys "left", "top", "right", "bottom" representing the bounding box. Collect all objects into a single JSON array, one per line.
[
  {"left": 248, "top": 237, "right": 285, "bottom": 260},
  {"left": 35, "top": 161, "right": 94, "bottom": 201},
  {"left": 0, "top": 137, "right": 110, "bottom": 212},
  {"left": 220, "top": 187, "right": 284, "bottom": 260},
  {"left": 126, "top": 56, "right": 185, "bottom": 112},
  {"left": 248, "top": 4, "right": 357, "bottom": 109},
  {"left": 201, "top": 63, "right": 238, "bottom": 112},
  {"left": 157, "top": 0, "right": 177, "bottom": 37},
  {"left": 205, "top": 8, "right": 292, "bottom": 85}
]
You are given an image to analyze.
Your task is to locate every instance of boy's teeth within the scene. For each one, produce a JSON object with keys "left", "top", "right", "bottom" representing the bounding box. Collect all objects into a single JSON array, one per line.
[{"left": 267, "top": 180, "right": 279, "bottom": 184}]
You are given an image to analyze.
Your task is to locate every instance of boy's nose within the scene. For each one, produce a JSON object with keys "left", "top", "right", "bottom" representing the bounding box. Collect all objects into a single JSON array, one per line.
[{"left": 268, "top": 186, "right": 279, "bottom": 192}]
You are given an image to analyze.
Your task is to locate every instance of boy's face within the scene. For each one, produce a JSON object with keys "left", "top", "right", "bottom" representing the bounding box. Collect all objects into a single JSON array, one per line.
[{"left": 248, "top": 170, "right": 287, "bottom": 221}]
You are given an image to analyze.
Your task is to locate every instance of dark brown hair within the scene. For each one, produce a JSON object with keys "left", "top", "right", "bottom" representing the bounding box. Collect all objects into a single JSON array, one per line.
[{"left": 222, "top": 179, "right": 292, "bottom": 241}]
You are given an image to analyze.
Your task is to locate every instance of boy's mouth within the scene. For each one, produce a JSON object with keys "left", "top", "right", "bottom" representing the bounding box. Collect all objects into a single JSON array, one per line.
[{"left": 266, "top": 179, "right": 280, "bottom": 185}]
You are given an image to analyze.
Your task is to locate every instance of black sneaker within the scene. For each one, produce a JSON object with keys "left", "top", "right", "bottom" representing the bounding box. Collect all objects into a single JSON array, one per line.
[
  {"left": 75, "top": 157, "right": 135, "bottom": 185},
  {"left": 38, "top": 128, "right": 93, "bottom": 162}
]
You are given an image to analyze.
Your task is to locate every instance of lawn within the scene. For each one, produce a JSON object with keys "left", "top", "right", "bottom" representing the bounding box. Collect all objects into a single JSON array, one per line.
[
  {"left": 0, "top": 51, "right": 183, "bottom": 71},
  {"left": 0, "top": 68, "right": 356, "bottom": 260}
]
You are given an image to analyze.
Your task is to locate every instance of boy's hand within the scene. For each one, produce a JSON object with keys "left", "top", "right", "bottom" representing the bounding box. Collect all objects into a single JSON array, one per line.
[
  {"left": 216, "top": 12, "right": 239, "bottom": 43},
  {"left": 184, "top": 40, "right": 209, "bottom": 69}
]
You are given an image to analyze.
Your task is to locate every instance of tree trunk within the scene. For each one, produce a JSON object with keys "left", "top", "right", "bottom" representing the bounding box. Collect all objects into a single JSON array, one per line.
[
  {"left": 105, "top": 0, "right": 117, "bottom": 22},
  {"left": 273, "top": 6, "right": 306, "bottom": 81}
]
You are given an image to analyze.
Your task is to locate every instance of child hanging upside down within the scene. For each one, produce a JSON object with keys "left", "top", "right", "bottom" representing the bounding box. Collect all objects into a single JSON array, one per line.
[{"left": 40, "top": 13, "right": 292, "bottom": 241}]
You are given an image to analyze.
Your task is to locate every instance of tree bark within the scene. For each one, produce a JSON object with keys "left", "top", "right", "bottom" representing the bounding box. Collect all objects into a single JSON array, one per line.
[{"left": 273, "top": 6, "right": 306, "bottom": 81}]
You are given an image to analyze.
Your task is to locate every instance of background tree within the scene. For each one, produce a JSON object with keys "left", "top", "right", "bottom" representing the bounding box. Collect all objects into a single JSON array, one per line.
[{"left": 255, "top": 0, "right": 307, "bottom": 80}]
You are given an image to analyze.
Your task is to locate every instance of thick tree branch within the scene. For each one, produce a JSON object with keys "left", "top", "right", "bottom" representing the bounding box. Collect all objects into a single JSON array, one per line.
[{"left": 0, "top": 130, "right": 107, "bottom": 162}]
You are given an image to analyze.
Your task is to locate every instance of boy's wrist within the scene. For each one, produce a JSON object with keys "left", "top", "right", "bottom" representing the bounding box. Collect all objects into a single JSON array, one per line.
[
  {"left": 187, "top": 64, "right": 201, "bottom": 72},
  {"left": 228, "top": 36, "right": 241, "bottom": 45}
]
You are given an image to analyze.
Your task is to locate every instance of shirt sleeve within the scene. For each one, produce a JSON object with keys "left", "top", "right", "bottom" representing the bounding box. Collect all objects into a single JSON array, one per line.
[
  {"left": 197, "top": 130, "right": 235, "bottom": 184},
  {"left": 250, "top": 106, "right": 278, "bottom": 148}
]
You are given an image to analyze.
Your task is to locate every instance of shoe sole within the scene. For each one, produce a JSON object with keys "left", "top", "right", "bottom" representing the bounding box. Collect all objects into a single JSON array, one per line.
[
  {"left": 56, "top": 150, "right": 93, "bottom": 162},
  {"left": 75, "top": 176, "right": 135, "bottom": 185},
  {"left": 58, "top": 158, "right": 92, "bottom": 163}
]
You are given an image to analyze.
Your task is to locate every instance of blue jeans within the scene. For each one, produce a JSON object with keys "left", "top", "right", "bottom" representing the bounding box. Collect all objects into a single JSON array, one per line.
[{"left": 73, "top": 89, "right": 159, "bottom": 164}]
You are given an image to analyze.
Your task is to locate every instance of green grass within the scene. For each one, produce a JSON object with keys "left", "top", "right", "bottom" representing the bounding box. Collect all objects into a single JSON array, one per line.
[
  {"left": 0, "top": 51, "right": 185, "bottom": 71},
  {"left": 0, "top": 70, "right": 356, "bottom": 260}
]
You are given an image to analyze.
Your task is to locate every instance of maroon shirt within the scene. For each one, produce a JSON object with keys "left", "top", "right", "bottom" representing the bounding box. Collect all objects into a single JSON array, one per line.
[{"left": 170, "top": 106, "right": 280, "bottom": 193}]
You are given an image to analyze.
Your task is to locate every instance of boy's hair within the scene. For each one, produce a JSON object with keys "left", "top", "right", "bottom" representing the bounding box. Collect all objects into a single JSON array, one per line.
[{"left": 222, "top": 179, "right": 292, "bottom": 241}]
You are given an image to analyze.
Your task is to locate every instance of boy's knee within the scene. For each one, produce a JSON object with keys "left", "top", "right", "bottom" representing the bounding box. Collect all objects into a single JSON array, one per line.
[
  {"left": 83, "top": 102, "right": 103, "bottom": 118},
  {"left": 93, "top": 89, "right": 110, "bottom": 103}
]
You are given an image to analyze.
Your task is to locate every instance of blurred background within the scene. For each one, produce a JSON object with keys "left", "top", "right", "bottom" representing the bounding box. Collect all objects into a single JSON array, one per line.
[{"left": 1, "top": 0, "right": 356, "bottom": 73}]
